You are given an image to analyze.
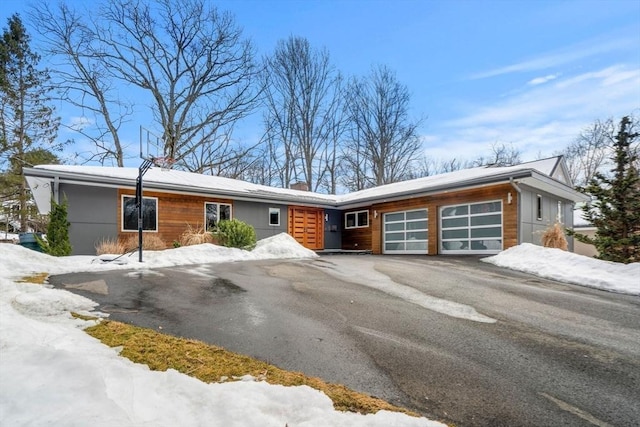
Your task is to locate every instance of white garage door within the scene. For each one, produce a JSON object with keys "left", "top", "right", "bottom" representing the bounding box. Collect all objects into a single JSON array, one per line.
[
  {"left": 383, "top": 209, "right": 428, "bottom": 254},
  {"left": 440, "top": 200, "right": 502, "bottom": 254}
]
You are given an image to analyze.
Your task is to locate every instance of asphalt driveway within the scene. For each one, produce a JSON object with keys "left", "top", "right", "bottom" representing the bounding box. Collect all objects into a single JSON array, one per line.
[{"left": 49, "top": 255, "right": 640, "bottom": 427}]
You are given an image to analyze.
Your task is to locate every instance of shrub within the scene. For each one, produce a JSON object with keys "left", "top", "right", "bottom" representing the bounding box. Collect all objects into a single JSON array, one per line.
[
  {"left": 216, "top": 219, "right": 256, "bottom": 249},
  {"left": 38, "top": 198, "right": 72, "bottom": 256},
  {"left": 179, "top": 223, "right": 215, "bottom": 246},
  {"left": 95, "top": 237, "right": 126, "bottom": 255},
  {"left": 542, "top": 223, "right": 568, "bottom": 251},
  {"left": 122, "top": 233, "right": 167, "bottom": 252}
]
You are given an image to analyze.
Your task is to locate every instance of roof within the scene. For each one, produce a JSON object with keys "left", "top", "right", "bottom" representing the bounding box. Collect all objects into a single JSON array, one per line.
[{"left": 24, "top": 156, "right": 587, "bottom": 210}]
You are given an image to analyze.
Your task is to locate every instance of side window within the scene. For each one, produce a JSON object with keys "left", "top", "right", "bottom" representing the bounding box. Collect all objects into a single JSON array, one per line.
[
  {"left": 536, "top": 195, "right": 543, "bottom": 221},
  {"left": 345, "top": 210, "right": 369, "bottom": 229},
  {"left": 205, "top": 202, "right": 232, "bottom": 231},
  {"left": 122, "top": 195, "right": 157, "bottom": 231},
  {"left": 269, "top": 208, "right": 280, "bottom": 226},
  {"left": 557, "top": 200, "right": 564, "bottom": 223}
]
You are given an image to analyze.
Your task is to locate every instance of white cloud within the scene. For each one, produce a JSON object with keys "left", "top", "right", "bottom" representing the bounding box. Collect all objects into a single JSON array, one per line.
[
  {"left": 66, "top": 116, "right": 94, "bottom": 131},
  {"left": 424, "top": 64, "right": 640, "bottom": 161},
  {"left": 470, "top": 35, "right": 637, "bottom": 80},
  {"left": 527, "top": 74, "right": 560, "bottom": 86}
]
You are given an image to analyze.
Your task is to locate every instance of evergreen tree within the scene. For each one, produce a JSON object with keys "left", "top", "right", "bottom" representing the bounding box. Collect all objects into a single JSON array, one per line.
[
  {"left": 571, "top": 116, "right": 640, "bottom": 263},
  {"left": 39, "top": 198, "right": 72, "bottom": 256},
  {"left": 0, "top": 14, "right": 61, "bottom": 231}
]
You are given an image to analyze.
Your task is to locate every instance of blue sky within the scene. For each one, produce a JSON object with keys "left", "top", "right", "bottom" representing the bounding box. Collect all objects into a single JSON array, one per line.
[{"left": 2, "top": 0, "right": 639, "bottom": 166}]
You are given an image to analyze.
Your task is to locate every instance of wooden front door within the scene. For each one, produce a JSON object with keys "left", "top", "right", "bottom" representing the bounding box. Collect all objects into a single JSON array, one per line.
[{"left": 288, "top": 206, "right": 324, "bottom": 250}]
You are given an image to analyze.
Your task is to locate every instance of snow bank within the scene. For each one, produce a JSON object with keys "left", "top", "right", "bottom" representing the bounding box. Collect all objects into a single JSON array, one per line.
[
  {"left": 0, "top": 232, "right": 317, "bottom": 280},
  {"left": 482, "top": 243, "right": 640, "bottom": 295}
]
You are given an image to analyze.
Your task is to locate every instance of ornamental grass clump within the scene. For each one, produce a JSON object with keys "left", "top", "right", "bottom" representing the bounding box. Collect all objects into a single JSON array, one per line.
[
  {"left": 216, "top": 219, "right": 256, "bottom": 249},
  {"left": 179, "top": 223, "right": 215, "bottom": 246},
  {"left": 122, "top": 233, "right": 167, "bottom": 252},
  {"left": 95, "top": 237, "right": 126, "bottom": 255},
  {"left": 542, "top": 222, "right": 568, "bottom": 251}
]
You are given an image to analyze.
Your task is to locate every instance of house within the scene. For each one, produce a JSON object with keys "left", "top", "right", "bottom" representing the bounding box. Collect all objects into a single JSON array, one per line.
[{"left": 23, "top": 156, "right": 587, "bottom": 256}]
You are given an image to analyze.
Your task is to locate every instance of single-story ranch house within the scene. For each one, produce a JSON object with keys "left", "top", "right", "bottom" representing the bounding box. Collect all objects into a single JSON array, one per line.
[{"left": 24, "top": 156, "right": 587, "bottom": 256}]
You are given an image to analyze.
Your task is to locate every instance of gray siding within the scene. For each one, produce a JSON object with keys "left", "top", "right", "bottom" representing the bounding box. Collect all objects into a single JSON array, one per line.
[
  {"left": 323, "top": 208, "right": 342, "bottom": 249},
  {"left": 60, "top": 184, "right": 118, "bottom": 255},
  {"left": 519, "top": 185, "right": 574, "bottom": 250},
  {"left": 233, "top": 200, "right": 288, "bottom": 240}
]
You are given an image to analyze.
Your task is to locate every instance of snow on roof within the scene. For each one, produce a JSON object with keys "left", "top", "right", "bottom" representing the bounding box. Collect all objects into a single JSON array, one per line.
[{"left": 31, "top": 156, "right": 574, "bottom": 206}]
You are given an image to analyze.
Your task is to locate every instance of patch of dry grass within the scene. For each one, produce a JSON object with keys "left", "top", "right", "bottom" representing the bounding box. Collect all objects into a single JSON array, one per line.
[
  {"left": 17, "top": 272, "right": 49, "bottom": 284},
  {"left": 95, "top": 237, "right": 126, "bottom": 255},
  {"left": 179, "top": 224, "right": 215, "bottom": 246},
  {"left": 85, "top": 320, "right": 418, "bottom": 416},
  {"left": 542, "top": 223, "right": 568, "bottom": 251},
  {"left": 122, "top": 234, "right": 167, "bottom": 252}
]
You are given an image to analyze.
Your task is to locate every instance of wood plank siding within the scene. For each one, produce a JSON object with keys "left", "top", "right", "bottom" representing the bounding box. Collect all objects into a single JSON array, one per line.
[
  {"left": 341, "top": 209, "right": 372, "bottom": 250},
  {"left": 364, "top": 183, "right": 518, "bottom": 255},
  {"left": 117, "top": 189, "right": 233, "bottom": 247}
]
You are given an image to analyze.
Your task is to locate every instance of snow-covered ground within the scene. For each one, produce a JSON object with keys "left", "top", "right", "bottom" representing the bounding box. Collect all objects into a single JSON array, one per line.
[
  {"left": 2, "top": 237, "right": 637, "bottom": 426},
  {"left": 0, "top": 234, "right": 444, "bottom": 427},
  {"left": 482, "top": 243, "right": 640, "bottom": 296}
]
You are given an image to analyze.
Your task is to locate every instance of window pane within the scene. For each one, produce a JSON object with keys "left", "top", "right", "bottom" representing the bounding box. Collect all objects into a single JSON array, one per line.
[
  {"left": 442, "top": 217, "right": 468, "bottom": 228},
  {"left": 357, "top": 211, "right": 368, "bottom": 227},
  {"left": 385, "top": 212, "right": 404, "bottom": 222},
  {"left": 471, "top": 240, "right": 502, "bottom": 250},
  {"left": 470, "top": 214, "right": 501, "bottom": 226},
  {"left": 269, "top": 208, "right": 280, "bottom": 226},
  {"left": 385, "top": 232, "right": 405, "bottom": 241},
  {"left": 385, "top": 222, "right": 404, "bottom": 232},
  {"left": 142, "top": 198, "right": 157, "bottom": 230},
  {"left": 471, "top": 227, "right": 502, "bottom": 238},
  {"left": 407, "top": 231, "right": 427, "bottom": 240},
  {"left": 406, "top": 210, "right": 427, "bottom": 220},
  {"left": 406, "top": 241, "right": 427, "bottom": 251},
  {"left": 123, "top": 197, "right": 137, "bottom": 230},
  {"left": 406, "top": 220, "right": 428, "bottom": 230},
  {"left": 442, "top": 229, "right": 468, "bottom": 239},
  {"left": 442, "top": 240, "right": 468, "bottom": 250},
  {"left": 346, "top": 213, "right": 355, "bottom": 228},
  {"left": 220, "top": 204, "right": 231, "bottom": 221},
  {"left": 470, "top": 202, "right": 501, "bottom": 214},
  {"left": 443, "top": 205, "right": 468, "bottom": 216},
  {"left": 385, "top": 242, "right": 405, "bottom": 251},
  {"left": 206, "top": 203, "right": 218, "bottom": 231}
]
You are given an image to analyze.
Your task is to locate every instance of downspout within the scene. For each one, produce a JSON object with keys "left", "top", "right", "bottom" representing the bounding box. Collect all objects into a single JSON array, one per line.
[
  {"left": 53, "top": 176, "right": 60, "bottom": 204},
  {"left": 509, "top": 178, "right": 522, "bottom": 245}
]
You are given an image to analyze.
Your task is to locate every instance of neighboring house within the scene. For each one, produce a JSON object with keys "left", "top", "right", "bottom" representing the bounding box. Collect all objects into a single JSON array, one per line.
[
  {"left": 23, "top": 156, "right": 587, "bottom": 256},
  {"left": 572, "top": 205, "right": 599, "bottom": 257}
]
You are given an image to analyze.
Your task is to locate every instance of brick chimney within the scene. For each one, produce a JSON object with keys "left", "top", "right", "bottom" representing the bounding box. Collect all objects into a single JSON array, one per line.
[{"left": 290, "top": 181, "right": 309, "bottom": 191}]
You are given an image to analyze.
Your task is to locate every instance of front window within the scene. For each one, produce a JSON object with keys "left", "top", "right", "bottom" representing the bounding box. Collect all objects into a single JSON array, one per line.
[
  {"left": 345, "top": 210, "right": 369, "bottom": 229},
  {"left": 122, "top": 195, "right": 157, "bottom": 231},
  {"left": 205, "top": 202, "right": 232, "bottom": 231}
]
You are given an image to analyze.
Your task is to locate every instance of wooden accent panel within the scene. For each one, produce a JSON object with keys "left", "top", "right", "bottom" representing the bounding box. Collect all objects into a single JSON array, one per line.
[
  {"left": 117, "top": 189, "right": 233, "bottom": 248},
  {"left": 288, "top": 206, "right": 324, "bottom": 250},
  {"left": 341, "top": 209, "right": 372, "bottom": 250},
  {"left": 367, "top": 184, "right": 518, "bottom": 255}
]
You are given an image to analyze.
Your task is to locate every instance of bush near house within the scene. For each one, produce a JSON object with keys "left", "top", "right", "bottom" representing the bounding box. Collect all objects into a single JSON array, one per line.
[
  {"left": 216, "top": 219, "right": 256, "bottom": 249},
  {"left": 179, "top": 224, "right": 216, "bottom": 246},
  {"left": 38, "top": 199, "right": 72, "bottom": 256}
]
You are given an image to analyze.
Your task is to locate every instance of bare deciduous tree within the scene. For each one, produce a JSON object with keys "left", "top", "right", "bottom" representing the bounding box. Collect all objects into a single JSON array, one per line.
[
  {"left": 561, "top": 118, "right": 615, "bottom": 187},
  {"left": 36, "top": 0, "right": 260, "bottom": 171},
  {"left": 344, "top": 65, "right": 423, "bottom": 189},
  {"left": 262, "top": 36, "right": 343, "bottom": 192},
  {"left": 472, "top": 142, "right": 522, "bottom": 167},
  {"left": 31, "top": 2, "right": 130, "bottom": 166}
]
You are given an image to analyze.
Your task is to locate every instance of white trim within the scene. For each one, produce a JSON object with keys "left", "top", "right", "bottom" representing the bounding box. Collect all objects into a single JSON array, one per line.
[
  {"left": 121, "top": 195, "right": 158, "bottom": 232},
  {"left": 345, "top": 210, "right": 369, "bottom": 229},
  {"left": 269, "top": 207, "right": 281, "bottom": 226}
]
